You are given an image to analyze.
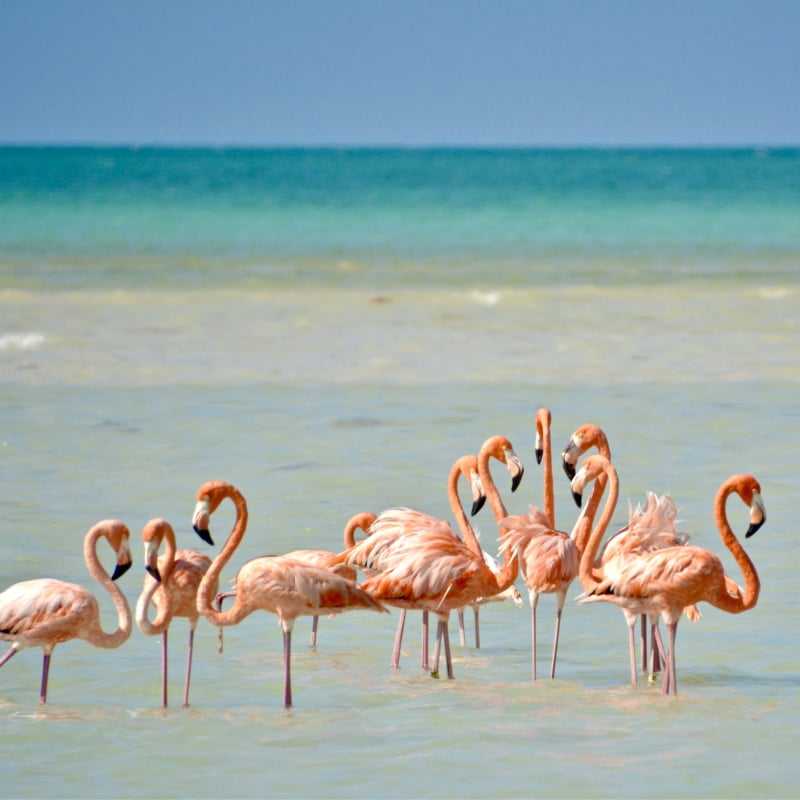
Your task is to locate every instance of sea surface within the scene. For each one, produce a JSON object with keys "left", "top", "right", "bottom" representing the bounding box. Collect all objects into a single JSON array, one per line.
[{"left": 0, "top": 146, "right": 798, "bottom": 799}]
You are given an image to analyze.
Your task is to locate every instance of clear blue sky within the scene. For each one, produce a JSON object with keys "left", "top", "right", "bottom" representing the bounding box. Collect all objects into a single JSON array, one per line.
[{"left": 2, "top": 0, "right": 798, "bottom": 147}]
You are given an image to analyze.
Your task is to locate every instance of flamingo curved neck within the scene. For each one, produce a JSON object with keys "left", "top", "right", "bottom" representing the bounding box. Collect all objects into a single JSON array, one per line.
[
  {"left": 83, "top": 528, "right": 132, "bottom": 649},
  {"left": 578, "top": 464, "right": 619, "bottom": 593},
  {"left": 197, "top": 487, "right": 249, "bottom": 626},
  {"left": 450, "top": 460, "right": 481, "bottom": 556},
  {"left": 712, "top": 481, "right": 760, "bottom": 612},
  {"left": 136, "top": 576, "right": 171, "bottom": 635}
]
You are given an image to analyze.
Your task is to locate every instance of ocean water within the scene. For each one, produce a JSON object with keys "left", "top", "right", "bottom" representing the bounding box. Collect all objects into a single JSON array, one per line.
[{"left": 0, "top": 147, "right": 799, "bottom": 799}]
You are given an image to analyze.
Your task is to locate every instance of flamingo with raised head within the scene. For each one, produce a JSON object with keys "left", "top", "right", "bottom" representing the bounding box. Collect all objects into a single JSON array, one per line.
[
  {"left": 136, "top": 517, "right": 215, "bottom": 707},
  {"left": 496, "top": 408, "right": 579, "bottom": 680},
  {"left": 0, "top": 519, "right": 132, "bottom": 704},
  {"left": 192, "top": 480, "right": 387, "bottom": 708}
]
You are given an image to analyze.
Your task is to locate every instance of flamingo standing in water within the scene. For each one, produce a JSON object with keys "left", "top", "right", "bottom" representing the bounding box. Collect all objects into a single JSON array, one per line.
[
  {"left": 339, "top": 441, "right": 523, "bottom": 679},
  {"left": 192, "top": 480, "right": 387, "bottom": 708},
  {"left": 0, "top": 519, "right": 132, "bottom": 704},
  {"left": 278, "top": 511, "right": 375, "bottom": 647},
  {"left": 575, "top": 460, "right": 766, "bottom": 695},
  {"left": 338, "top": 455, "right": 494, "bottom": 670},
  {"left": 495, "top": 408, "right": 579, "bottom": 680},
  {"left": 562, "top": 422, "right": 697, "bottom": 680},
  {"left": 213, "top": 511, "right": 377, "bottom": 651},
  {"left": 135, "top": 517, "right": 216, "bottom": 707}
]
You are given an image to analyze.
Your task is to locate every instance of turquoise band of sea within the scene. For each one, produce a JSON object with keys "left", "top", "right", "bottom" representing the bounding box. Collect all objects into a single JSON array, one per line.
[{"left": 1, "top": 146, "right": 798, "bottom": 799}]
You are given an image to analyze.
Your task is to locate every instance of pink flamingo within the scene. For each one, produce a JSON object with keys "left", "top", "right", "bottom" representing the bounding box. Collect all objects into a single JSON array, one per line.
[
  {"left": 339, "top": 441, "right": 523, "bottom": 678},
  {"left": 135, "top": 517, "right": 216, "bottom": 707},
  {"left": 496, "top": 408, "right": 579, "bottom": 680},
  {"left": 338, "top": 455, "right": 492, "bottom": 670},
  {"left": 0, "top": 519, "right": 132, "bottom": 704},
  {"left": 279, "top": 511, "right": 375, "bottom": 647},
  {"left": 193, "top": 480, "right": 387, "bottom": 708},
  {"left": 575, "top": 460, "right": 766, "bottom": 695},
  {"left": 562, "top": 422, "right": 697, "bottom": 680},
  {"left": 212, "top": 511, "right": 377, "bottom": 652}
]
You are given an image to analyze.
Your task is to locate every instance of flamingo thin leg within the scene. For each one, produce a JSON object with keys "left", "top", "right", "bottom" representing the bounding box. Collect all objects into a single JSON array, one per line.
[
  {"left": 421, "top": 611, "right": 429, "bottom": 670},
  {"left": 161, "top": 628, "right": 169, "bottom": 708},
  {"left": 283, "top": 629, "right": 293, "bottom": 708},
  {"left": 0, "top": 646, "right": 17, "bottom": 669},
  {"left": 457, "top": 609, "right": 466, "bottom": 647},
  {"left": 639, "top": 615, "right": 648, "bottom": 675},
  {"left": 391, "top": 609, "right": 406, "bottom": 669},
  {"left": 310, "top": 615, "right": 319, "bottom": 648},
  {"left": 473, "top": 607, "right": 480, "bottom": 649},
  {"left": 40, "top": 652, "right": 51, "bottom": 705},
  {"left": 662, "top": 621, "right": 678, "bottom": 695},
  {"left": 183, "top": 627, "right": 195, "bottom": 707},
  {"left": 550, "top": 608, "right": 563, "bottom": 680}
]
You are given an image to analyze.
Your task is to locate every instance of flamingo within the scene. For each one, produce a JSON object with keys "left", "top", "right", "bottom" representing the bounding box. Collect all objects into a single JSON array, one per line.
[
  {"left": 575, "top": 461, "right": 766, "bottom": 695},
  {"left": 561, "top": 421, "right": 696, "bottom": 679},
  {"left": 339, "top": 441, "right": 523, "bottom": 679},
  {"left": 278, "top": 512, "right": 374, "bottom": 648},
  {"left": 0, "top": 519, "right": 133, "bottom": 704},
  {"left": 496, "top": 408, "right": 579, "bottom": 680},
  {"left": 213, "top": 511, "right": 378, "bottom": 652},
  {"left": 192, "top": 480, "right": 388, "bottom": 708},
  {"left": 337, "top": 455, "right": 491, "bottom": 670},
  {"left": 135, "top": 517, "right": 216, "bottom": 707}
]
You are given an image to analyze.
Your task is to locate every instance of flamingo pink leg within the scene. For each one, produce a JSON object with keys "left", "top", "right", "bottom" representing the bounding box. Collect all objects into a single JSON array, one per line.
[
  {"left": 390, "top": 609, "right": 406, "bottom": 669},
  {"left": 161, "top": 629, "right": 169, "bottom": 708},
  {"left": 283, "top": 629, "right": 293, "bottom": 708},
  {"left": 183, "top": 627, "right": 195, "bottom": 707},
  {"left": 0, "top": 646, "right": 17, "bottom": 669},
  {"left": 421, "top": 611, "right": 429, "bottom": 670},
  {"left": 40, "top": 653, "right": 51, "bottom": 705},
  {"left": 662, "top": 622, "right": 678, "bottom": 695},
  {"left": 550, "top": 608, "right": 563, "bottom": 679},
  {"left": 457, "top": 609, "right": 466, "bottom": 647}
]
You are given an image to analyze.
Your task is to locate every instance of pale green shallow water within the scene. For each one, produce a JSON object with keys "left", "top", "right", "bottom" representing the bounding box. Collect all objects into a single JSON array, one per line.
[{"left": 1, "top": 285, "right": 798, "bottom": 799}]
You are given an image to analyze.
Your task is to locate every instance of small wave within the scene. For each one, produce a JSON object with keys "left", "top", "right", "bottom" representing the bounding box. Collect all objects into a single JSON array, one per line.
[
  {"left": 469, "top": 289, "right": 502, "bottom": 306},
  {"left": 0, "top": 332, "right": 45, "bottom": 350}
]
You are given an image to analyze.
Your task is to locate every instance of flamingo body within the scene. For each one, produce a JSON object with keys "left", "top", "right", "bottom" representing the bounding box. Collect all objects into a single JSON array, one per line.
[{"left": 0, "top": 519, "right": 133, "bottom": 704}]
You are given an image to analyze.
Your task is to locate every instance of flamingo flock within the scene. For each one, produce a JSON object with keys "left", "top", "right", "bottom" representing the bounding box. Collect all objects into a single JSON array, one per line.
[{"left": 0, "top": 409, "right": 767, "bottom": 707}]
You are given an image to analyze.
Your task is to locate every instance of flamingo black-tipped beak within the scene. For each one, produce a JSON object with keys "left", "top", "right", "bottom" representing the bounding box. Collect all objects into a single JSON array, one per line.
[
  {"left": 745, "top": 519, "right": 765, "bottom": 538},
  {"left": 112, "top": 559, "right": 133, "bottom": 581},
  {"left": 572, "top": 490, "right": 583, "bottom": 508},
  {"left": 535, "top": 448, "right": 543, "bottom": 465},
  {"left": 471, "top": 495, "right": 486, "bottom": 516},
  {"left": 193, "top": 524, "right": 214, "bottom": 546},
  {"left": 146, "top": 565, "right": 162, "bottom": 582},
  {"left": 562, "top": 459, "right": 576, "bottom": 481},
  {"left": 511, "top": 471, "right": 523, "bottom": 493}
]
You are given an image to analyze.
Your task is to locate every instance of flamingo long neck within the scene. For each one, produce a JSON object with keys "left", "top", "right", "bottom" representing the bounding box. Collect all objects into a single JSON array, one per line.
[
  {"left": 478, "top": 447, "right": 509, "bottom": 522},
  {"left": 135, "top": 576, "right": 169, "bottom": 635},
  {"left": 196, "top": 487, "right": 249, "bottom": 626},
  {"left": 538, "top": 410, "right": 555, "bottom": 528},
  {"left": 135, "top": 530, "right": 175, "bottom": 635},
  {"left": 83, "top": 527, "right": 132, "bottom": 650},
  {"left": 343, "top": 512, "right": 376, "bottom": 549},
  {"left": 450, "top": 460, "right": 481, "bottom": 556},
  {"left": 578, "top": 463, "right": 619, "bottom": 593},
  {"left": 711, "top": 481, "right": 760, "bottom": 612},
  {"left": 573, "top": 477, "right": 605, "bottom": 555}
]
